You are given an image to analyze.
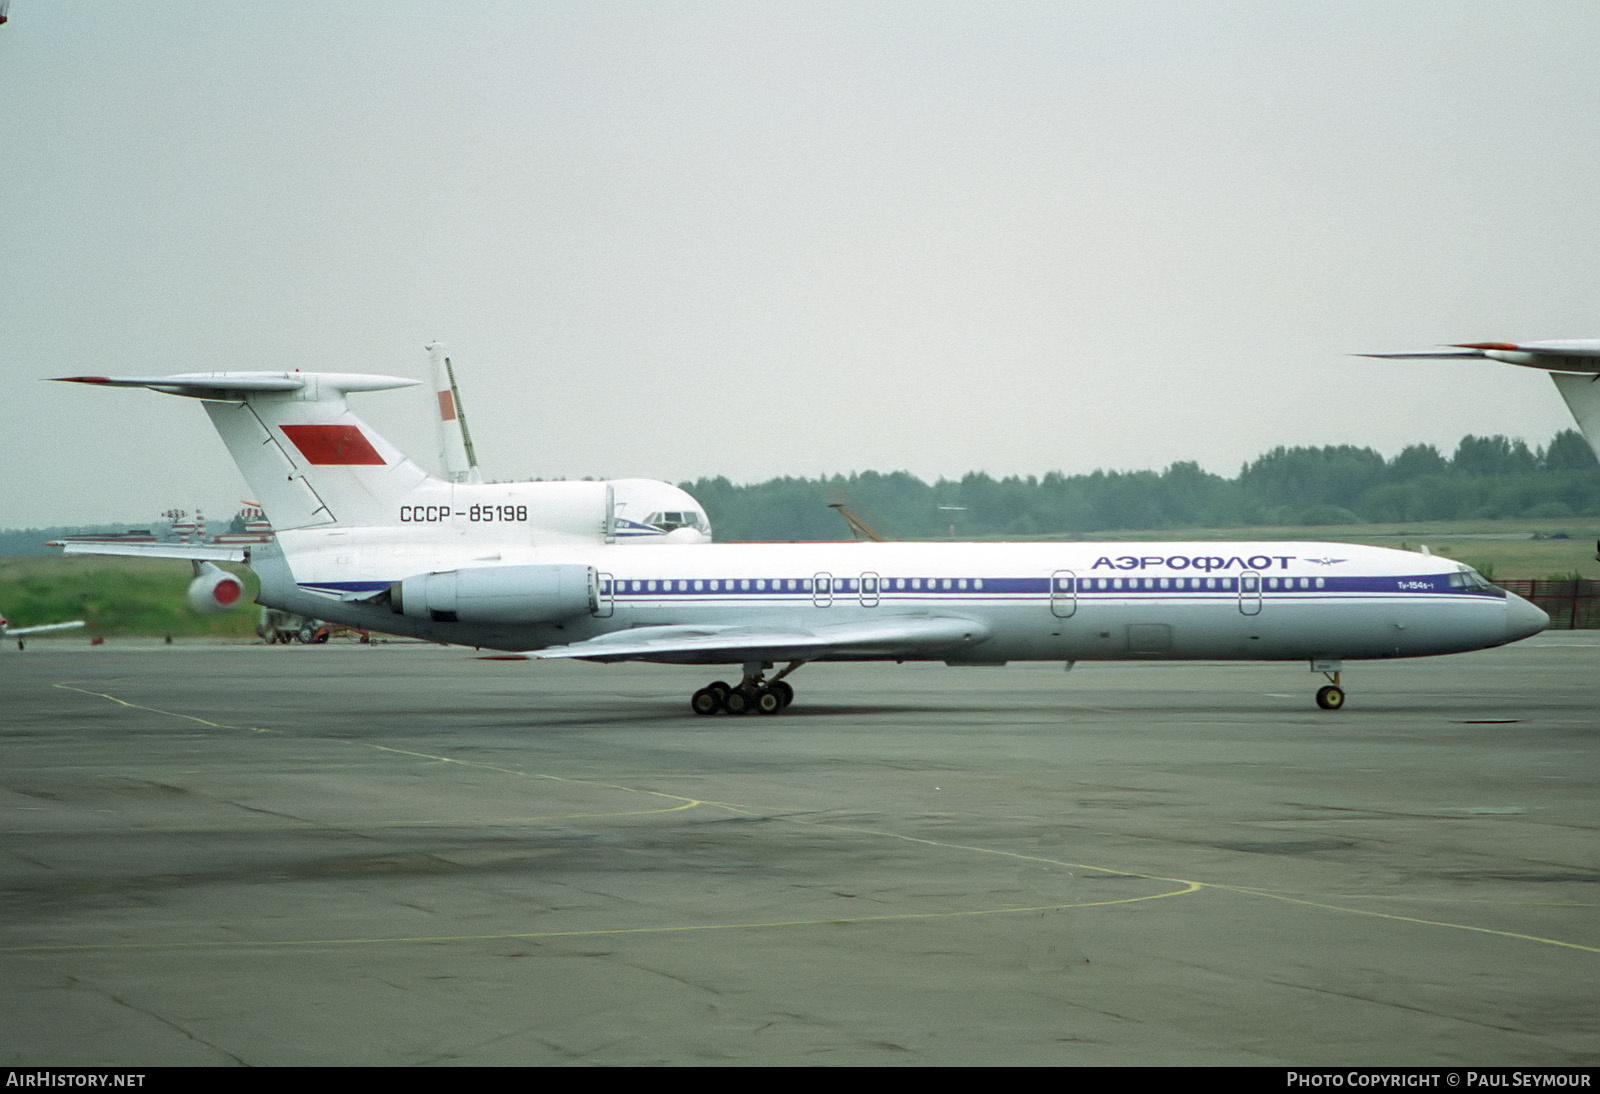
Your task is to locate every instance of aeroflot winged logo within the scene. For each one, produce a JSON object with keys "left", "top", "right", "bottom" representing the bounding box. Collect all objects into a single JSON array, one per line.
[{"left": 279, "top": 424, "right": 385, "bottom": 466}]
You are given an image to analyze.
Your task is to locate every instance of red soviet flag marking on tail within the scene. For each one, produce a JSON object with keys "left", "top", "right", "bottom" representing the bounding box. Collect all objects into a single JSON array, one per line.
[{"left": 280, "top": 424, "right": 386, "bottom": 465}]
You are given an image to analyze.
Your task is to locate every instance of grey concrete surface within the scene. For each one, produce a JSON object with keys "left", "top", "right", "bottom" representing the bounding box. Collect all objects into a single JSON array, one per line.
[{"left": 1, "top": 636, "right": 1596, "bottom": 1066}]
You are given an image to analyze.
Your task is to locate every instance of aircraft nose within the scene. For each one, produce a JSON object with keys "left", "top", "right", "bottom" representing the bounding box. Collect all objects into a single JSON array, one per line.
[{"left": 1505, "top": 592, "right": 1549, "bottom": 642}]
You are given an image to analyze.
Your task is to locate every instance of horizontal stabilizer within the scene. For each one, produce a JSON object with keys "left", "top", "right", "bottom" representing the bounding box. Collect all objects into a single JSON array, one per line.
[
  {"left": 1366, "top": 336, "right": 1600, "bottom": 460},
  {"left": 531, "top": 614, "right": 991, "bottom": 664},
  {"left": 3, "top": 620, "right": 85, "bottom": 637},
  {"left": 1358, "top": 350, "right": 1485, "bottom": 360},
  {"left": 1454, "top": 339, "right": 1600, "bottom": 357},
  {"left": 51, "top": 373, "right": 418, "bottom": 400},
  {"left": 54, "top": 541, "right": 249, "bottom": 563},
  {"left": 1358, "top": 340, "right": 1600, "bottom": 373},
  {"left": 56, "top": 369, "right": 433, "bottom": 530}
]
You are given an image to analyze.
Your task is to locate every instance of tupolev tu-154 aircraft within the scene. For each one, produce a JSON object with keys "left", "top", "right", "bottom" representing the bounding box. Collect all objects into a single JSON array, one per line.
[{"left": 53, "top": 367, "right": 1548, "bottom": 714}]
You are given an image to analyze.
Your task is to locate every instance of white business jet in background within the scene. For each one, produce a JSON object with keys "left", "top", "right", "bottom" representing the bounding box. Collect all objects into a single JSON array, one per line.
[
  {"left": 53, "top": 363, "right": 1547, "bottom": 714},
  {"left": 425, "top": 342, "right": 710, "bottom": 542}
]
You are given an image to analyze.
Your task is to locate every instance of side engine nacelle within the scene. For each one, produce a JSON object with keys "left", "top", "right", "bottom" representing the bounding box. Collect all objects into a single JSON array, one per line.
[
  {"left": 389, "top": 564, "right": 596, "bottom": 625},
  {"left": 187, "top": 562, "right": 247, "bottom": 615}
]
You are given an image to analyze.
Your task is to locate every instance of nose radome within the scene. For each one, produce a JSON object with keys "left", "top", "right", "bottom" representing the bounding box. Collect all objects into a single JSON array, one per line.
[{"left": 1505, "top": 593, "right": 1549, "bottom": 642}]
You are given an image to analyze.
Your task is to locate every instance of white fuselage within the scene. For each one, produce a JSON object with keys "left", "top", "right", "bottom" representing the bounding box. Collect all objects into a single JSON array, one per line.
[{"left": 257, "top": 535, "right": 1540, "bottom": 664}]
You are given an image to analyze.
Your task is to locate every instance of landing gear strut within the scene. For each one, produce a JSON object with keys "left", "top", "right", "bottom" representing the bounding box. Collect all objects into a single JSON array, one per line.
[
  {"left": 1313, "top": 661, "right": 1345, "bottom": 710},
  {"left": 691, "top": 661, "right": 803, "bottom": 716}
]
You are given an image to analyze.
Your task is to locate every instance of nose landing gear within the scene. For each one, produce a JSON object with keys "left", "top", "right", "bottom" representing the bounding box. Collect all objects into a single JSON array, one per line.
[{"left": 1313, "top": 661, "right": 1345, "bottom": 710}]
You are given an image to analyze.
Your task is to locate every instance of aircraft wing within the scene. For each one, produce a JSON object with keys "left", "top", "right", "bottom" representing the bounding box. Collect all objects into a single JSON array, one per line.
[
  {"left": 54, "top": 541, "right": 249, "bottom": 563},
  {"left": 4, "top": 620, "right": 85, "bottom": 637},
  {"left": 531, "top": 614, "right": 992, "bottom": 664}
]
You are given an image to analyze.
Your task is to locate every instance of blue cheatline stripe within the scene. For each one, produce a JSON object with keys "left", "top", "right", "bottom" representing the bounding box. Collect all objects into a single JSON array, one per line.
[
  {"left": 591, "top": 576, "right": 1502, "bottom": 598},
  {"left": 297, "top": 574, "right": 1504, "bottom": 600},
  {"left": 298, "top": 581, "right": 392, "bottom": 593}
]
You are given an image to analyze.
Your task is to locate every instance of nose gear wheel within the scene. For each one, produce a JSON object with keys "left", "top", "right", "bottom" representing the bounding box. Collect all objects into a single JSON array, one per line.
[{"left": 1314, "top": 668, "right": 1346, "bottom": 710}]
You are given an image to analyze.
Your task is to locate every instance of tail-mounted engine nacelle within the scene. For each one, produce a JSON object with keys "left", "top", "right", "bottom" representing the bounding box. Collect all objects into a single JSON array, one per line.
[
  {"left": 187, "top": 563, "right": 246, "bottom": 615},
  {"left": 389, "top": 564, "right": 597, "bottom": 625}
]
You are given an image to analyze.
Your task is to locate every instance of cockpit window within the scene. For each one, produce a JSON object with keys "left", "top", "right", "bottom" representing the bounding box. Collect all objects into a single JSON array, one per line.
[
  {"left": 645, "top": 510, "right": 710, "bottom": 534},
  {"left": 1448, "top": 568, "right": 1500, "bottom": 592}
]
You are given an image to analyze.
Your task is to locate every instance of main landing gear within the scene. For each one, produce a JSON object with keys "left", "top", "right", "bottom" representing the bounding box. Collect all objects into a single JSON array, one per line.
[
  {"left": 691, "top": 661, "right": 802, "bottom": 716},
  {"left": 1314, "top": 662, "right": 1346, "bottom": 710}
]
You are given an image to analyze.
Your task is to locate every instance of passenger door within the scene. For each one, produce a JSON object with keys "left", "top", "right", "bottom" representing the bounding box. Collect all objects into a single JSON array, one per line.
[
  {"left": 1238, "top": 570, "right": 1261, "bottom": 616},
  {"left": 1050, "top": 570, "right": 1077, "bottom": 618}
]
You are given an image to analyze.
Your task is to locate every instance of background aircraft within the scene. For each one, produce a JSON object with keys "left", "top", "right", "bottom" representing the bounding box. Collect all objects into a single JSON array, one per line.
[
  {"left": 423, "top": 342, "right": 711, "bottom": 544},
  {"left": 1362, "top": 340, "right": 1600, "bottom": 461},
  {"left": 54, "top": 368, "right": 1547, "bottom": 713},
  {"left": 56, "top": 349, "right": 713, "bottom": 615}
]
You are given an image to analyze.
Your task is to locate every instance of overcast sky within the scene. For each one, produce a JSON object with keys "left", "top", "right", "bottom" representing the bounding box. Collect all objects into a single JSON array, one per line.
[{"left": 4, "top": 2, "right": 1599, "bottom": 530}]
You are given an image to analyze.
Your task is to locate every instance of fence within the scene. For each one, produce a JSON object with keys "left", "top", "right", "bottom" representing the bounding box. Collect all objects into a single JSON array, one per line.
[{"left": 1498, "top": 579, "right": 1600, "bottom": 629}]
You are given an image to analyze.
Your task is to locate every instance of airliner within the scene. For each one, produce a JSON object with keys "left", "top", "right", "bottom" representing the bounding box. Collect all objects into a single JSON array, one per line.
[{"left": 53, "top": 368, "right": 1548, "bottom": 713}]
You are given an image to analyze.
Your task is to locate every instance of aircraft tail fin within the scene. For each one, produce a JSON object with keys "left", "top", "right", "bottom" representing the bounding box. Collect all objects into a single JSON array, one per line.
[
  {"left": 1550, "top": 372, "right": 1600, "bottom": 462},
  {"left": 426, "top": 343, "right": 483, "bottom": 484},
  {"left": 53, "top": 372, "right": 431, "bottom": 531}
]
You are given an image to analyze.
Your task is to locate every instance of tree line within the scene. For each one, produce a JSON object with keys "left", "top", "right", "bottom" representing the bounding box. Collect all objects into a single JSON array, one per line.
[
  {"left": 684, "top": 431, "right": 1600, "bottom": 541},
  {"left": 4, "top": 430, "right": 1596, "bottom": 555}
]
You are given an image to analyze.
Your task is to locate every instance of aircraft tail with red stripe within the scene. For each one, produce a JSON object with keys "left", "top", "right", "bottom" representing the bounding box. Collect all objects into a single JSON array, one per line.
[{"left": 53, "top": 372, "right": 431, "bottom": 530}]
